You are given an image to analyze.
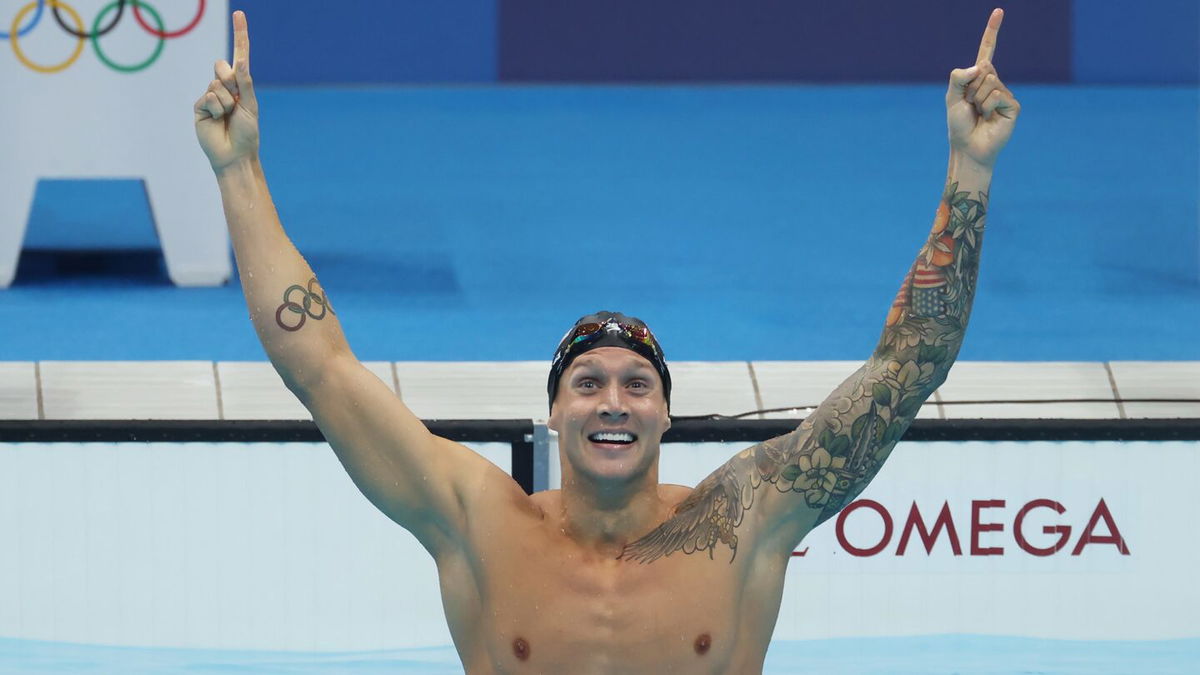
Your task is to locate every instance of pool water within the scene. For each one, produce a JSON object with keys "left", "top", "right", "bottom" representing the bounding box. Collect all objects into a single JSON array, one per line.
[{"left": 2, "top": 635, "right": 1196, "bottom": 674}]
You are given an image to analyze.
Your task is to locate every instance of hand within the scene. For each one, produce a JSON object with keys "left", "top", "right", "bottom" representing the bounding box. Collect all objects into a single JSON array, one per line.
[
  {"left": 946, "top": 8, "right": 1020, "bottom": 170},
  {"left": 194, "top": 11, "right": 260, "bottom": 173}
]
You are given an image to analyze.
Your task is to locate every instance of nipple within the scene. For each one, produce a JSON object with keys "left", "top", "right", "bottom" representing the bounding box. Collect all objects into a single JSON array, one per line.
[
  {"left": 513, "top": 637, "right": 530, "bottom": 661},
  {"left": 694, "top": 633, "right": 711, "bottom": 655}
]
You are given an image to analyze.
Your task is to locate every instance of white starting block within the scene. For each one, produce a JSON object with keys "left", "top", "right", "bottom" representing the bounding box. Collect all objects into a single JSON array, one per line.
[{"left": 0, "top": 0, "right": 230, "bottom": 287}]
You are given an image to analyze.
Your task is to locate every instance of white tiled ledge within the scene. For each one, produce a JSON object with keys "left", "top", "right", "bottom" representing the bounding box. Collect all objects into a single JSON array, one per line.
[{"left": 0, "top": 361, "right": 1196, "bottom": 421}]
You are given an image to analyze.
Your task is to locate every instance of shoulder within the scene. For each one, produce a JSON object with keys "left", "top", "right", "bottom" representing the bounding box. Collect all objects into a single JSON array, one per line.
[
  {"left": 423, "top": 459, "right": 546, "bottom": 557},
  {"left": 527, "top": 489, "right": 558, "bottom": 518},
  {"left": 658, "top": 483, "right": 694, "bottom": 509}
]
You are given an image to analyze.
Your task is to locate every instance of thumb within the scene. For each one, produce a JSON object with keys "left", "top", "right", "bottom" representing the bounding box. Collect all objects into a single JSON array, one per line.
[{"left": 946, "top": 65, "right": 980, "bottom": 107}]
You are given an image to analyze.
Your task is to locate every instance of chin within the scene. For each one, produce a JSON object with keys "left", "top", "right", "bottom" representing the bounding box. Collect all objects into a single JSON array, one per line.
[{"left": 571, "top": 443, "right": 655, "bottom": 483}]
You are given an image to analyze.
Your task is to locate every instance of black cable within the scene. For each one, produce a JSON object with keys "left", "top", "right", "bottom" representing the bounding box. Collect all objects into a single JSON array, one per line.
[{"left": 671, "top": 398, "right": 1200, "bottom": 421}]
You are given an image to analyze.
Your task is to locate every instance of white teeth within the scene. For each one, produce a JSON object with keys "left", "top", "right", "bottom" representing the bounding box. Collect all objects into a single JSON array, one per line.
[{"left": 589, "top": 432, "right": 635, "bottom": 443}]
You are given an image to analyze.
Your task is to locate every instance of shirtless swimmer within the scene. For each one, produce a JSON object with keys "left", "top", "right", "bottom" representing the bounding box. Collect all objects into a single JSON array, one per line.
[{"left": 194, "top": 8, "right": 1020, "bottom": 673}]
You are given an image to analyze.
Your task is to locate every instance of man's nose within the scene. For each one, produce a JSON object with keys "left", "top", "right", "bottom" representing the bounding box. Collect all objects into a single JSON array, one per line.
[{"left": 598, "top": 388, "right": 628, "bottom": 419}]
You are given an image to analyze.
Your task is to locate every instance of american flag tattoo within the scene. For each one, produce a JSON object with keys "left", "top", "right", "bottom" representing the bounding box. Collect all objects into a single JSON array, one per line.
[{"left": 911, "top": 260, "right": 948, "bottom": 317}]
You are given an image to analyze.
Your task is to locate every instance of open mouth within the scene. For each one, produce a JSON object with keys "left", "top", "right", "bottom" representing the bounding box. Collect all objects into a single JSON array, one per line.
[{"left": 587, "top": 431, "right": 638, "bottom": 447}]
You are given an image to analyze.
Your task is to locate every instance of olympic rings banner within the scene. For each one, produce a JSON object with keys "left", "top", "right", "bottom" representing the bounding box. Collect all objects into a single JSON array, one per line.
[
  {"left": 4, "top": 0, "right": 206, "bottom": 74},
  {"left": 1, "top": 0, "right": 231, "bottom": 287}
]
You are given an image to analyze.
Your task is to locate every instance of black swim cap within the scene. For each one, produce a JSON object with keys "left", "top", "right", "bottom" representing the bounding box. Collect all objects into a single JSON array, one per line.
[{"left": 547, "top": 311, "right": 671, "bottom": 413}]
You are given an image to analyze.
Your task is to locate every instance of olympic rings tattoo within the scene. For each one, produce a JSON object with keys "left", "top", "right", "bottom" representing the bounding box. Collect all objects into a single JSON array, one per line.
[
  {"left": 275, "top": 278, "right": 336, "bottom": 333},
  {"left": 5, "top": 0, "right": 205, "bottom": 74}
]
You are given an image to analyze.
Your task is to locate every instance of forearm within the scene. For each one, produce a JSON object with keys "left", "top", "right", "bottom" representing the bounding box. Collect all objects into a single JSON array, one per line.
[
  {"left": 760, "top": 155, "right": 994, "bottom": 527},
  {"left": 874, "top": 151, "right": 993, "bottom": 382},
  {"left": 656, "top": 15, "right": 1022, "bottom": 547},
  {"left": 216, "top": 157, "right": 350, "bottom": 389}
]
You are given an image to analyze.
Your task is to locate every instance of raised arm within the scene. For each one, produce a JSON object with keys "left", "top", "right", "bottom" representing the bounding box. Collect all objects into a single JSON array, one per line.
[
  {"left": 622, "top": 9, "right": 1020, "bottom": 564},
  {"left": 194, "top": 12, "right": 510, "bottom": 554}
]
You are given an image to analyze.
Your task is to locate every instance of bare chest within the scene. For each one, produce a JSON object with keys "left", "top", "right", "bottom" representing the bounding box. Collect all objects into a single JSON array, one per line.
[{"left": 442, "top": 528, "right": 781, "bottom": 674}]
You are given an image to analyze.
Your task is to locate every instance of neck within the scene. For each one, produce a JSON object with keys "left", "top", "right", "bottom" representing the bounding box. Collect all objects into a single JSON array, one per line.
[{"left": 558, "top": 470, "right": 668, "bottom": 558}]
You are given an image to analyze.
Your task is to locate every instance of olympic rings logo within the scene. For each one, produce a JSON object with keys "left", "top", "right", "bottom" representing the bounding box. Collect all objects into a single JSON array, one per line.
[
  {"left": 4, "top": 0, "right": 205, "bottom": 74},
  {"left": 275, "top": 279, "right": 336, "bottom": 333}
]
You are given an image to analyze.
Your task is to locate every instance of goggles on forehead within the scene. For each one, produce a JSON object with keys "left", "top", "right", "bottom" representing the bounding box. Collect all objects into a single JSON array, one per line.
[
  {"left": 547, "top": 315, "right": 671, "bottom": 412},
  {"left": 561, "top": 320, "right": 659, "bottom": 356}
]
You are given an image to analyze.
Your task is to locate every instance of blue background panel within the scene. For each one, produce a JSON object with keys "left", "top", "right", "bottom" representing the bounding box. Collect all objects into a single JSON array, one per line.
[
  {"left": 498, "top": 0, "right": 1071, "bottom": 82},
  {"left": 1073, "top": 0, "right": 1200, "bottom": 84},
  {"left": 201, "top": 1, "right": 1200, "bottom": 85},
  {"left": 10, "top": 86, "right": 1199, "bottom": 362},
  {"left": 228, "top": 0, "right": 497, "bottom": 84}
]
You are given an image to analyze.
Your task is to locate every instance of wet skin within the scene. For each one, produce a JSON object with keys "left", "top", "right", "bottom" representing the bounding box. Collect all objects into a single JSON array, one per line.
[
  {"left": 433, "top": 479, "right": 790, "bottom": 674},
  {"left": 426, "top": 348, "right": 792, "bottom": 674},
  {"left": 207, "top": 7, "right": 1016, "bottom": 674}
]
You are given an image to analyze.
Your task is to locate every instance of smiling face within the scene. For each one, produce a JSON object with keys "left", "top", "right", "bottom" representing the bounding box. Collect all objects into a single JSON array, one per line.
[{"left": 548, "top": 347, "right": 672, "bottom": 487}]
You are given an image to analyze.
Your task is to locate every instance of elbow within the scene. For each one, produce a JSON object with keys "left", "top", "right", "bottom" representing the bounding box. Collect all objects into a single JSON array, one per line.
[
  {"left": 274, "top": 348, "right": 349, "bottom": 399},
  {"left": 278, "top": 365, "right": 316, "bottom": 399}
]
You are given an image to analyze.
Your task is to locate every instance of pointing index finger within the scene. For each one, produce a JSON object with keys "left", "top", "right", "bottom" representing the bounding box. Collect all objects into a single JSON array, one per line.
[
  {"left": 976, "top": 8, "right": 1003, "bottom": 64},
  {"left": 233, "top": 10, "right": 250, "bottom": 72}
]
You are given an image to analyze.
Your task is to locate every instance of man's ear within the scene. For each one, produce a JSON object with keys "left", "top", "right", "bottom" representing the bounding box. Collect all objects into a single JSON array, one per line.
[{"left": 548, "top": 406, "right": 560, "bottom": 433}]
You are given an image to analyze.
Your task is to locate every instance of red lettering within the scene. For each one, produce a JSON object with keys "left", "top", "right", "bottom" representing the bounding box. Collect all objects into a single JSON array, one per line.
[
  {"left": 790, "top": 547, "right": 810, "bottom": 557},
  {"left": 836, "top": 499, "right": 893, "bottom": 557},
  {"left": 896, "top": 500, "right": 962, "bottom": 555},
  {"left": 970, "top": 499, "right": 1005, "bottom": 555},
  {"left": 1071, "top": 498, "right": 1131, "bottom": 555},
  {"left": 1014, "top": 499, "right": 1070, "bottom": 556}
]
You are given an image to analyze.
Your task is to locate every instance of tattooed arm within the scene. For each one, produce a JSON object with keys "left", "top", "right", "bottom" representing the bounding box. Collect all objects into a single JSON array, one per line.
[
  {"left": 195, "top": 11, "right": 348, "bottom": 384},
  {"left": 622, "top": 9, "right": 1020, "bottom": 564},
  {"left": 197, "top": 12, "right": 505, "bottom": 554}
]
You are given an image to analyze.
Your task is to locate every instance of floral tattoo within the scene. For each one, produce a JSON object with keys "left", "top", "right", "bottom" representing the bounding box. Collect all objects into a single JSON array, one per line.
[{"left": 621, "top": 181, "right": 988, "bottom": 564}]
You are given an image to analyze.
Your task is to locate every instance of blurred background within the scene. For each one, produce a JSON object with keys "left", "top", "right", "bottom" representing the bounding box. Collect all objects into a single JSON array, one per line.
[{"left": 5, "top": 0, "right": 1198, "bottom": 362}]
